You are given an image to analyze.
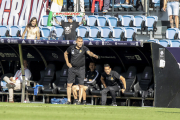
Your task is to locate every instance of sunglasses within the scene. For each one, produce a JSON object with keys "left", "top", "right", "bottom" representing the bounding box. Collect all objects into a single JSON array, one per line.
[{"left": 68, "top": 17, "right": 72, "bottom": 19}]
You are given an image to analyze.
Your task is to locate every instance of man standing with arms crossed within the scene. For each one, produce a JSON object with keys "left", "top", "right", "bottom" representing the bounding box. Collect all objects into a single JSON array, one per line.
[
  {"left": 64, "top": 37, "right": 99, "bottom": 104},
  {"left": 163, "top": 0, "right": 179, "bottom": 28}
]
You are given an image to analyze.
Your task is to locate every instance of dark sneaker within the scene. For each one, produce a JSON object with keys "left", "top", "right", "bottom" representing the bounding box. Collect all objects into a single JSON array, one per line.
[
  {"left": 111, "top": 102, "right": 117, "bottom": 106},
  {"left": 73, "top": 99, "right": 78, "bottom": 105},
  {"left": 82, "top": 100, "right": 87, "bottom": 105},
  {"left": 65, "top": 101, "right": 71, "bottom": 105},
  {"left": 76, "top": 101, "right": 82, "bottom": 105},
  {"left": 6, "top": 83, "right": 15, "bottom": 88}
]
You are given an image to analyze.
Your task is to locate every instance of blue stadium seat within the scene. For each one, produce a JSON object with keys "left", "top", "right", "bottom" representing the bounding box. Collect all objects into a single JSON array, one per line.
[
  {"left": 9, "top": 26, "right": 20, "bottom": 37},
  {"left": 152, "top": 0, "right": 160, "bottom": 7},
  {"left": 92, "top": 38, "right": 103, "bottom": 41},
  {"left": 83, "top": 38, "right": 91, "bottom": 41},
  {"left": 107, "top": 17, "right": 118, "bottom": 27},
  {"left": 100, "top": 27, "right": 112, "bottom": 38},
  {"left": 103, "top": 15, "right": 111, "bottom": 19},
  {"left": 124, "top": 27, "right": 137, "bottom": 41},
  {"left": 77, "top": 26, "right": 88, "bottom": 38},
  {"left": 166, "top": 28, "right": 179, "bottom": 40},
  {"left": 74, "top": 16, "right": 83, "bottom": 22},
  {"left": 145, "top": 16, "right": 158, "bottom": 36},
  {"left": 87, "top": 15, "right": 97, "bottom": 26},
  {"left": 169, "top": 40, "right": 180, "bottom": 47},
  {"left": 0, "top": 26, "right": 8, "bottom": 37},
  {"left": 112, "top": 27, "right": 124, "bottom": 41},
  {"left": 133, "top": 15, "right": 146, "bottom": 33},
  {"left": 147, "top": 39, "right": 159, "bottom": 43},
  {"left": 118, "top": 15, "right": 123, "bottom": 21},
  {"left": 42, "top": 15, "right": 49, "bottom": 26},
  {"left": 41, "top": 27, "right": 52, "bottom": 39},
  {"left": 97, "top": 16, "right": 107, "bottom": 26},
  {"left": 20, "top": 26, "right": 27, "bottom": 37},
  {"left": 53, "top": 16, "right": 64, "bottom": 26},
  {"left": 89, "top": 27, "right": 100, "bottom": 38},
  {"left": 122, "top": 15, "right": 134, "bottom": 27},
  {"left": 54, "top": 26, "right": 64, "bottom": 38},
  {"left": 104, "top": 38, "right": 114, "bottom": 41},
  {"left": 159, "top": 40, "right": 169, "bottom": 47}
]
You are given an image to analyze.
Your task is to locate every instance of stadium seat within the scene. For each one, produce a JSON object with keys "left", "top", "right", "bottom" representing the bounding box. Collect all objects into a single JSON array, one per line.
[
  {"left": 123, "top": 66, "right": 138, "bottom": 97},
  {"left": 103, "top": 15, "right": 111, "bottom": 19},
  {"left": 77, "top": 26, "right": 88, "bottom": 38},
  {"left": 41, "top": 15, "right": 49, "bottom": 26},
  {"left": 92, "top": 38, "right": 103, "bottom": 41},
  {"left": 97, "top": 16, "right": 107, "bottom": 26},
  {"left": 87, "top": 15, "right": 97, "bottom": 26},
  {"left": 133, "top": 15, "right": 146, "bottom": 33},
  {"left": 100, "top": 27, "right": 112, "bottom": 38},
  {"left": 40, "top": 27, "right": 52, "bottom": 40},
  {"left": 107, "top": 17, "right": 118, "bottom": 27},
  {"left": 104, "top": 38, "right": 114, "bottom": 41},
  {"left": 166, "top": 28, "right": 179, "bottom": 40},
  {"left": 134, "top": 66, "right": 153, "bottom": 97},
  {"left": 53, "top": 16, "right": 64, "bottom": 26},
  {"left": 9, "top": 26, "right": 20, "bottom": 37},
  {"left": 54, "top": 26, "right": 64, "bottom": 39},
  {"left": 122, "top": 15, "right": 134, "bottom": 27},
  {"left": 0, "top": 26, "right": 8, "bottom": 37},
  {"left": 147, "top": 39, "right": 159, "bottom": 43},
  {"left": 169, "top": 40, "right": 180, "bottom": 47},
  {"left": 26, "top": 64, "right": 55, "bottom": 94},
  {"left": 112, "top": 27, "right": 125, "bottom": 41},
  {"left": 52, "top": 64, "right": 68, "bottom": 94},
  {"left": 89, "top": 27, "right": 100, "bottom": 38},
  {"left": 83, "top": 38, "right": 91, "bottom": 41},
  {"left": 20, "top": 26, "right": 27, "bottom": 37},
  {"left": 145, "top": 16, "right": 158, "bottom": 37},
  {"left": 159, "top": 40, "right": 169, "bottom": 47},
  {"left": 124, "top": 27, "right": 137, "bottom": 41}
]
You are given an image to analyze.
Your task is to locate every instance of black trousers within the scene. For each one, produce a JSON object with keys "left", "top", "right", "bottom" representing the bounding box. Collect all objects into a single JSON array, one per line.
[{"left": 101, "top": 85, "right": 120, "bottom": 105}]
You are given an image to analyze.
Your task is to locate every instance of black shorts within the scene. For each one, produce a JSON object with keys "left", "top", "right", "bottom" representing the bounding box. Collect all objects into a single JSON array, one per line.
[{"left": 67, "top": 66, "right": 85, "bottom": 85}]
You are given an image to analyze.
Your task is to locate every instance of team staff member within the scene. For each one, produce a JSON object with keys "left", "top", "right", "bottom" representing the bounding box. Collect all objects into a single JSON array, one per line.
[
  {"left": 72, "top": 62, "right": 99, "bottom": 105},
  {"left": 64, "top": 37, "right": 99, "bottom": 104},
  {"left": 54, "top": 16, "right": 86, "bottom": 40},
  {"left": 3, "top": 60, "right": 31, "bottom": 103},
  {"left": 101, "top": 64, "right": 126, "bottom": 106}
]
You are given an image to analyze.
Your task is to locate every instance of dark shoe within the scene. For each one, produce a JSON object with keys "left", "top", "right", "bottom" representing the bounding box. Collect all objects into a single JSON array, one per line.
[
  {"left": 65, "top": 101, "right": 71, "bottom": 105},
  {"left": 6, "top": 83, "right": 15, "bottom": 88},
  {"left": 73, "top": 99, "right": 78, "bottom": 105},
  {"left": 111, "top": 102, "right": 117, "bottom": 106},
  {"left": 82, "top": 100, "right": 87, "bottom": 105},
  {"left": 76, "top": 101, "right": 82, "bottom": 105}
]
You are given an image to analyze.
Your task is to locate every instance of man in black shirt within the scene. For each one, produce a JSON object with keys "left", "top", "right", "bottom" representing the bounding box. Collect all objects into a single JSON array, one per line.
[
  {"left": 101, "top": 64, "right": 126, "bottom": 106},
  {"left": 54, "top": 16, "right": 85, "bottom": 40},
  {"left": 64, "top": 37, "right": 99, "bottom": 104},
  {"left": 72, "top": 62, "right": 99, "bottom": 105}
]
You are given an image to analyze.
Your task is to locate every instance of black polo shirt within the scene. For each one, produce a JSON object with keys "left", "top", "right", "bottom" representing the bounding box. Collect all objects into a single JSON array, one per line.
[
  {"left": 66, "top": 45, "right": 89, "bottom": 67},
  {"left": 101, "top": 70, "right": 121, "bottom": 86},
  {"left": 84, "top": 70, "right": 99, "bottom": 86}
]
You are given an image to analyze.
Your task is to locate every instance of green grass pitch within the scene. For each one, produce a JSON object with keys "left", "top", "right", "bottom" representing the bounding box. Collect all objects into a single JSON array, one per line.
[{"left": 0, "top": 102, "right": 180, "bottom": 120}]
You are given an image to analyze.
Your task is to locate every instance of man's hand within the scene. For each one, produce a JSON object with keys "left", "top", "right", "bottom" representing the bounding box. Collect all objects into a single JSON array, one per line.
[
  {"left": 9, "top": 77, "right": 13, "bottom": 81},
  {"left": 93, "top": 54, "right": 99, "bottom": 59},
  {"left": 67, "top": 63, "right": 72, "bottom": 68},
  {"left": 12, "top": 80, "right": 16, "bottom": 83},
  {"left": 121, "top": 89, "right": 125, "bottom": 93},
  {"left": 162, "top": 7, "right": 166, "bottom": 12}
]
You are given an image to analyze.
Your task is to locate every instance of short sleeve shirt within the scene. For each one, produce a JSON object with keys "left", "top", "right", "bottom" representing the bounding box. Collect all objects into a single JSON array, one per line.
[
  {"left": 66, "top": 45, "right": 89, "bottom": 67},
  {"left": 101, "top": 70, "right": 121, "bottom": 86},
  {"left": 61, "top": 21, "right": 79, "bottom": 40}
]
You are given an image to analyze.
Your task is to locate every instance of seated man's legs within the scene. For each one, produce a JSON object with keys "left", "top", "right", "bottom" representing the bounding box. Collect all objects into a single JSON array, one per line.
[
  {"left": 3, "top": 76, "right": 21, "bottom": 102},
  {"left": 82, "top": 86, "right": 88, "bottom": 101},
  {"left": 108, "top": 85, "right": 119, "bottom": 105},
  {"left": 101, "top": 87, "right": 110, "bottom": 105}
]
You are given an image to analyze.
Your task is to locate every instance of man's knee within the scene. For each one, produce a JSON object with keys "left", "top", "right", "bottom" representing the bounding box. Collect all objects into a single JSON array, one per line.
[
  {"left": 67, "top": 83, "right": 73, "bottom": 88},
  {"left": 102, "top": 89, "right": 108, "bottom": 94},
  {"left": 78, "top": 85, "right": 84, "bottom": 89},
  {"left": 83, "top": 86, "right": 88, "bottom": 91}
]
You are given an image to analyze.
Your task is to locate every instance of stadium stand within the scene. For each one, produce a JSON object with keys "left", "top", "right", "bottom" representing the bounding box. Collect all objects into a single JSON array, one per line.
[{"left": 0, "top": 26, "right": 8, "bottom": 38}]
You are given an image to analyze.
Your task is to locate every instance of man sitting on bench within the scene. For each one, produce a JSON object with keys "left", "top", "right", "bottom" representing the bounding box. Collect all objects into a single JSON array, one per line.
[
  {"left": 101, "top": 64, "right": 126, "bottom": 106},
  {"left": 72, "top": 62, "right": 99, "bottom": 105},
  {"left": 3, "top": 60, "right": 31, "bottom": 103}
]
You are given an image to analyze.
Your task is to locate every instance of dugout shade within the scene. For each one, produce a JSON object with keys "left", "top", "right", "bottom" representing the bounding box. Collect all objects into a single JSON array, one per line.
[{"left": 0, "top": 39, "right": 180, "bottom": 108}]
